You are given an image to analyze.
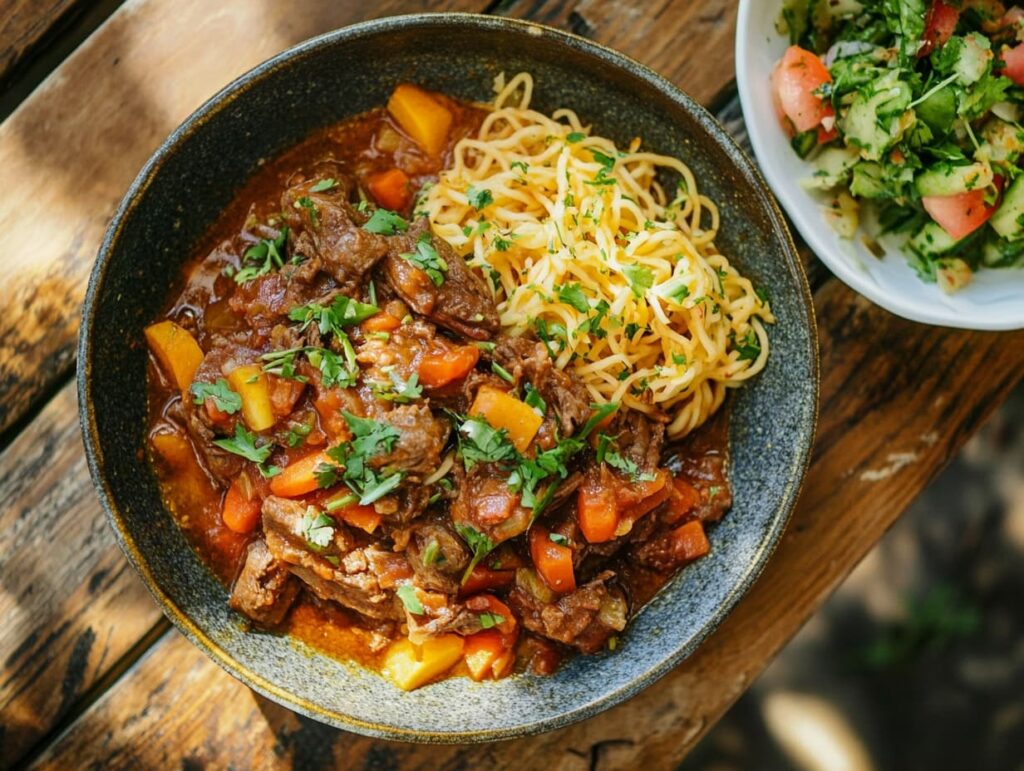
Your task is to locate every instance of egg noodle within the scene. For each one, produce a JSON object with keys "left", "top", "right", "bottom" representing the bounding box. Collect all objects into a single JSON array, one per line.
[{"left": 425, "top": 73, "right": 774, "bottom": 438}]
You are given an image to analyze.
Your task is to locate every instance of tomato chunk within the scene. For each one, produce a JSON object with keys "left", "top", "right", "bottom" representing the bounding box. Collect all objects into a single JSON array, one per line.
[
  {"left": 921, "top": 0, "right": 960, "bottom": 58},
  {"left": 922, "top": 188, "right": 1000, "bottom": 241},
  {"left": 771, "top": 46, "right": 834, "bottom": 134},
  {"left": 367, "top": 168, "right": 413, "bottom": 211},
  {"left": 1002, "top": 44, "right": 1024, "bottom": 86}
]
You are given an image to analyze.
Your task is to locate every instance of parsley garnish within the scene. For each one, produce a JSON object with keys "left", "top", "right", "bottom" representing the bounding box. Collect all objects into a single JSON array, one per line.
[
  {"left": 622, "top": 264, "right": 654, "bottom": 298},
  {"left": 213, "top": 423, "right": 272, "bottom": 464},
  {"left": 316, "top": 412, "right": 404, "bottom": 505},
  {"left": 400, "top": 233, "right": 448, "bottom": 286},
  {"left": 510, "top": 160, "right": 529, "bottom": 172},
  {"left": 665, "top": 281, "right": 691, "bottom": 304},
  {"left": 299, "top": 508, "right": 334, "bottom": 552},
  {"left": 532, "top": 317, "right": 568, "bottom": 358},
  {"left": 396, "top": 584, "right": 424, "bottom": 615},
  {"left": 478, "top": 612, "right": 505, "bottom": 629},
  {"left": 454, "top": 523, "right": 496, "bottom": 583},
  {"left": 566, "top": 131, "right": 586, "bottom": 143},
  {"left": 309, "top": 178, "right": 337, "bottom": 193},
  {"left": 733, "top": 330, "right": 761, "bottom": 362},
  {"left": 285, "top": 416, "right": 315, "bottom": 448},
  {"left": 523, "top": 384, "right": 547, "bottom": 414},
  {"left": 235, "top": 228, "right": 288, "bottom": 284},
  {"left": 671, "top": 353, "right": 687, "bottom": 366},
  {"left": 493, "top": 235, "right": 513, "bottom": 252},
  {"left": 363, "top": 208, "right": 409, "bottom": 235},
  {"left": 190, "top": 379, "right": 242, "bottom": 414},
  {"left": 288, "top": 294, "right": 379, "bottom": 337},
  {"left": 458, "top": 417, "right": 519, "bottom": 470},
  {"left": 491, "top": 362, "right": 514, "bottom": 383},
  {"left": 260, "top": 347, "right": 310, "bottom": 383},
  {"left": 596, "top": 432, "right": 656, "bottom": 482},
  {"left": 548, "top": 532, "right": 569, "bottom": 546},
  {"left": 467, "top": 186, "right": 493, "bottom": 210},
  {"left": 294, "top": 196, "right": 319, "bottom": 227},
  {"left": 556, "top": 282, "right": 590, "bottom": 312},
  {"left": 374, "top": 371, "right": 423, "bottom": 403},
  {"left": 421, "top": 539, "right": 443, "bottom": 566}
]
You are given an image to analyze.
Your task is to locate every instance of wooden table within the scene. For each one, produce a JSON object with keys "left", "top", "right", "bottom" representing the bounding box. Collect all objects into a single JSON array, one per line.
[{"left": 0, "top": 0, "right": 1020, "bottom": 767}]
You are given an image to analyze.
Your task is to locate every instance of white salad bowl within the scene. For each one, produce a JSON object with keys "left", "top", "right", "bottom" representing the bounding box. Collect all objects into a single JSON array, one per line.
[{"left": 736, "top": 0, "right": 1024, "bottom": 330}]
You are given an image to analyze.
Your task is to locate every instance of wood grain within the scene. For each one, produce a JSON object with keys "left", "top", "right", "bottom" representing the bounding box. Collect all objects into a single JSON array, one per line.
[
  {"left": 0, "top": 380, "right": 163, "bottom": 766},
  {"left": 0, "top": 0, "right": 490, "bottom": 437},
  {"left": 0, "top": 0, "right": 83, "bottom": 84},
  {"left": 29, "top": 281, "right": 1024, "bottom": 770}
]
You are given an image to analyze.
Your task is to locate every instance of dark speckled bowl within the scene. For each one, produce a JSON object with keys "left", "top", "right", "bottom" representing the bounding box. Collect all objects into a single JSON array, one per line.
[{"left": 78, "top": 14, "right": 818, "bottom": 742}]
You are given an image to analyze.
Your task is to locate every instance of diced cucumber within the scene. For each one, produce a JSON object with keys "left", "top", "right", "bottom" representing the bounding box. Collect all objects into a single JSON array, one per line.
[
  {"left": 791, "top": 130, "right": 819, "bottom": 159},
  {"left": 823, "top": 191, "right": 859, "bottom": 238},
  {"left": 976, "top": 119, "right": 1024, "bottom": 164},
  {"left": 982, "top": 234, "right": 1024, "bottom": 267},
  {"left": 849, "top": 161, "right": 915, "bottom": 199},
  {"left": 909, "top": 222, "right": 959, "bottom": 258},
  {"left": 989, "top": 174, "right": 1024, "bottom": 240},
  {"left": 953, "top": 33, "right": 993, "bottom": 86},
  {"left": 915, "top": 86, "right": 956, "bottom": 135},
  {"left": 801, "top": 145, "right": 861, "bottom": 190},
  {"left": 915, "top": 162, "right": 993, "bottom": 197},
  {"left": 839, "top": 71, "right": 912, "bottom": 161}
]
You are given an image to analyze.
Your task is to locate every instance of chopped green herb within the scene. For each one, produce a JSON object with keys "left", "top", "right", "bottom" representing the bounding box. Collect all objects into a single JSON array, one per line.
[
  {"left": 510, "top": 160, "right": 529, "bottom": 172},
  {"left": 213, "top": 423, "right": 273, "bottom": 465},
  {"left": 467, "top": 185, "right": 494, "bottom": 210},
  {"left": 491, "top": 361, "right": 514, "bottom": 383},
  {"left": 622, "top": 264, "right": 654, "bottom": 298},
  {"left": 454, "top": 523, "right": 496, "bottom": 583},
  {"left": 400, "top": 233, "right": 448, "bottom": 286},
  {"left": 478, "top": 612, "right": 505, "bottom": 629},
  {"left": 397, "top": 584, "right": 425, "bottom": 615},
  {"left": 299, "top": 508, "right": 334, "bottom": 551},
  {"left": 309, "top": 178, "right": 338, "bottom": 193},
  {"left": 523, "top": 384, "right": 547, "bottom": 414},
  {"left": 190, "top": 379, "right": 242, "bottom": 414},
  {"left": 375, "top": 371, "right": 423, "bottom": 403},
  {"left": 421, "top": 540, "right": 442, "bottom": 567},
  {"left": 235, "top": 228, "right": 289, "bottom": 284},
  {"left": 733, "top": 329, "right": 761, "bottom": 362},
  {"left": 285, "top": 416, "right": 315, "bottom": 448},
  {"left": 362, "top": 208, "right": 409, "bottom": 235},
  {"left": 566, "top": 131, "right": 586, "bottom": 143},
  {"left": 556, "top": 282, "right": 590, "bottom": 312},
  {"left": 458, "top": 416, "right": 518, "bottom": 470},
  {"left": 548, "top": 533, "right": 569, "bottom": 546},
  {"left": 294, "top": 196, "right": 319, "bottom": 227}
]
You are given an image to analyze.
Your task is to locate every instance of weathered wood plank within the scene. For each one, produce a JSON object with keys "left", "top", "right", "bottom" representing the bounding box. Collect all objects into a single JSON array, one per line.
[
  {"left": 0, "top": 0, "right": 490, "bottom": 436},
  {"left": 31, "top": 283, "right": 1024, "bottom": 769},
  {"left": 0, "top": 380, "right": 163, "bottom": 767},
  {"left": 0, "top": 0, "right": 84, "bottom": 84}
]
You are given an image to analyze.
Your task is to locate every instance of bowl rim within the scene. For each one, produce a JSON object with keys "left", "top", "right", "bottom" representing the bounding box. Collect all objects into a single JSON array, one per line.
[
  {"left": 736, "top": 0, "right": 1024, "bottom": 331},
  {"left": 78, "top": 11, "right": 820, "bottom": 743}
]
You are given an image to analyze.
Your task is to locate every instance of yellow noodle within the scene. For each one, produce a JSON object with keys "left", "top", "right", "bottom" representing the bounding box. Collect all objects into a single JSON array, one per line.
[{"left": 425, "top": 73, "right": 774, "bottom": 438}]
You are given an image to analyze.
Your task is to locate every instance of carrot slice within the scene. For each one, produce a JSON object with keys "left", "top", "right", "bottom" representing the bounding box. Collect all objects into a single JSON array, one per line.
[
  {"left": 464, "top": 630, "right": 514, "bottom": 681},
  {"left": 670, "top": 520, "right": 710, "bottom": 562},
  {"left": 577, "top": 484, "right": 619, "bottom": 543},
  {"left": 367, "top": 168, "right": 412, "bottom": 211},
  {"left": 469, "top": 386, "right": 543, "bottom": 453},
  {"left": 222, "top": 473, "right": 262, "bottom": 534},
  {"left": 335, "top": 502, "right": 382, "bottom": 534},
  {"left": 362, "top": 312, "right": 402, "bottom": 334},
  {"left": 418, "top": 345, "right": 480, "bottom": 389},
  {"left": 269, "top": 450, "right": 334, "bottom": 498},
  {"left": 529, "top": 526, "right": 576, "bottom": 594}
]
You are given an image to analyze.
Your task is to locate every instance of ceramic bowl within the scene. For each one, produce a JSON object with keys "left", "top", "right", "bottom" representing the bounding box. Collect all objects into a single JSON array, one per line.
[
  {"left": 79, "top": 13, "right": 818, "bottom": 742},
  {"left": 737, "top": 0, "right": 1024, "bottom": 330}
]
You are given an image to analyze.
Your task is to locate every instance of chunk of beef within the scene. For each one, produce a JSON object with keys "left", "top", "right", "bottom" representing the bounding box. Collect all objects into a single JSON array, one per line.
[
  {"left": 229, "top": 539, "right": 299, "bottom": 628},
  {"left": 405, "top": 517, "right": 470, "bottom": 593},
  {"left": 262, "top": 497, "right": 411, "bottom": 621},
  {"left": 383, "top": 220, "right": 500, "bottom": 341},
  {"left": 609, "top": 410, "right": 665, "bottom": 475},
  {"left": 374, "top": 484, "right": 432, "bottom": 526},
  {"left": 282, "top": 175, "right": 389, "bottom": 294},
  {"left": 405, "top": 595, "right": 484, "bottom": 644},
  {"left": 292, "top": 544, "right": 411, "bottom": 621},
  {"left": 666, "top": 418, "right": 732, "bottom": 523},
  {"left": 450, "top": 464, "right": 532, "bottom": 546},
  {"left": 494, "top": 335, "right": 592, "bottom": 436},
  {"left": 508, "top": 570, "right": 627, "bottom": 653},
  {"left": 372, "top": 403, "right": 449, "bottom": 477}
]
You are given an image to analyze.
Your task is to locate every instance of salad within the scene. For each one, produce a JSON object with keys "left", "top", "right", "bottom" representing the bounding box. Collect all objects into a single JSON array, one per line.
[{"left": 773, "top": 0, "right": 1024, "bottom": 293}]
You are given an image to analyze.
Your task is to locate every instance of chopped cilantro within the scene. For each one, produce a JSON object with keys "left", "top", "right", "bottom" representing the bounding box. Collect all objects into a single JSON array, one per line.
[
  {"left": 454, "top": 523, "right": 496, "bottom": 583},
  {"left": 309, "top": 178, "right": 338, "bottom": 193},
  {"left": 421, "top": 539, "right": 443, "bottom": 566},
  {"left": 396, "top": 584, "right": 425, "bottom": 615},
  {"left": 288, "top": 293, "right": 379, "bottom": 337},
  {"left": 622, "top": 264, "right": 654, "bottom": 298},
  {"left": 491, "top": 362, "right": 514, "bottom": 383},
  {"left": 458, "top": 417, "right": 518, "bottom": 470},
  {"left": 523, "top": 384, "right": 547, "bottom": 414},
  {"left": 213, "top": 423, "right": 272, "bottom": 465},
  {"left": 734, "top": 330, "right": 761, "bottom": 362},
  {"left": 566, "top": 131, "right": 586, "bottom": 143},
  {"left": 294, "top": 196, "right": 319, "bottom": 227},
  {"left": 362, "top": 208, "right": 409, "bottom": 235},
  {"left": 315, "top": 412, "right": 404, "bottom": 504},
  {"left": 548, "top": 532, "right": 569, "bottom": 546},
  {"left": 190, "top": 379, "right": 241, "bottom": 414},
  {"left": 478, "top": 612, "right": 505, "bottom": 629},
  {"left": 235, "top": 228, "right": 288, "bottom": 284},
  {"left": 299, "top": 508, "right": 334, "bottom": 552},
  {"left": 400, "top": 233, "right": 448, "bottom": 286},
  {"left": 467, "top": 186, "right": 493, "bottom": 210},
  {"left": 556, "top": 282, "right": 590, "bottom": 312}
]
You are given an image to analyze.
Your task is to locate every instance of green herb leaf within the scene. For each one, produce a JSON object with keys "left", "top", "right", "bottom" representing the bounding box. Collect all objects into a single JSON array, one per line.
[
  {"left": 397, "top": 584, "right": 425, "bottom": 615},
  {"left": 523, "top": 384, "right": 547, "bottom": 414},
  {"left": 556, "top": 282, "right": 590, "bottom": 312},
  {"left": 363, "top": 208, "right": 409, "bottom": 235},
  {"left": 299, "top": 507, "right": 334, "bottom": 551},
  {"left": 733, "top": 329, "right": 761, "bottom": 362},
  {"left": 467, "top": 185, "right": 493, "bottom": 210},
  {"left": 478, "top": 612, "right": 505, "bottom": 629},
  {"left": 421, "top": 539, "right": 442, "bottom": 566},
  {"left": 454, "top": 523, "right": 496, "bottom": 584},
  {"left": 294, "top": 196, "right": 319, "bottom": 227},
  {"left": 458, "top": 416, "right": 518, "bottom": 470},
  {"left": 190, "top": 379, "right": 242, "bottom": 414},
  {"left": 235, "top": 228, "right": 289, "bottom": 284},
  {"left": 548, "top": 532, "right": 569, "bottom": 546},
  {"left": 566, "top": 132, "right": 586, "bottom": 143},
  {"left": 400, "top": 233, "right": 448, "bottom": 286},
  {"left": 212, "top": 423, "right": 273, "bottom": 464},
  {"left": 491, "top": 361, "right": 514, "bottom": 383},
  {"left": 288, "top": 293, "right": 380, "bottom": 337},
  {"left": 622, "top": 264, "right": 654, "bottom": 298},
  {"left": 310, "top": 178, "right": 338, "bottom": 193}
]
